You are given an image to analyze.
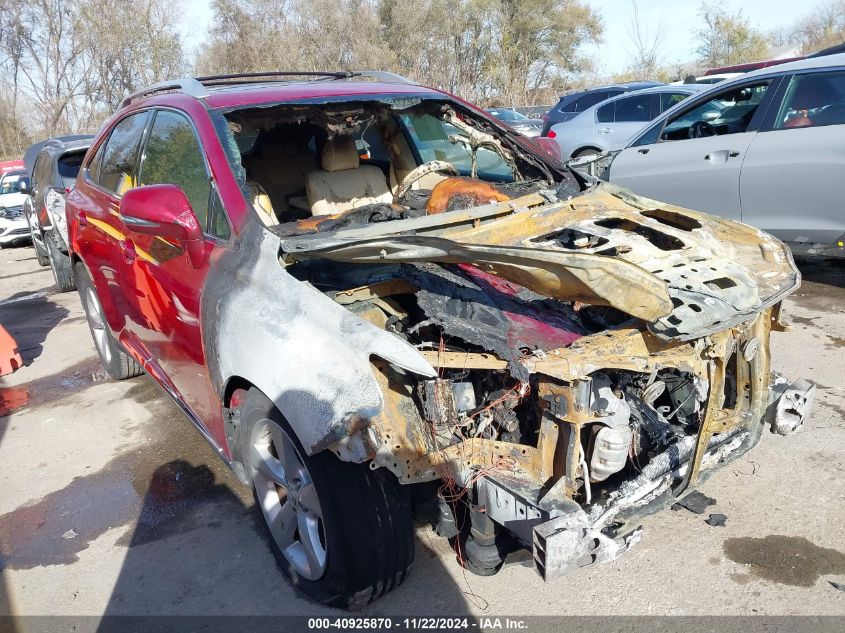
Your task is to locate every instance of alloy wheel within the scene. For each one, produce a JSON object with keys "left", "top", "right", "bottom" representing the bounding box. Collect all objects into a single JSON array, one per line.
[
  {"left": 84, "top": 287, "right": 112, "bottom": 364},
  {"left": 250, "top": 418, "right": 327, "bottom": 580}
]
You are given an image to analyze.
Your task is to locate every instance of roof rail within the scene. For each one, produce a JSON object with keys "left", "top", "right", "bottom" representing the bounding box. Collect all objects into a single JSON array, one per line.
[
  {"left": 119, "top": 78, "right": 208, "bottom": 109},
  {"left": 348, "top": 70, "right": 413, "bottom": 84},
  {"left": 119, "top": 70, "right": 416, "bottom": 108},
  {"left": 195, "top": 71, "right": 354, "bottom": 85}
]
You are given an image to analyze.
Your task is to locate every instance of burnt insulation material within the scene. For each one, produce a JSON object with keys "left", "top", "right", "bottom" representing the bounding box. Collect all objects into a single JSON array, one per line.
[{"left": 403, "top": 263, "right": 589, "bottom": 377}]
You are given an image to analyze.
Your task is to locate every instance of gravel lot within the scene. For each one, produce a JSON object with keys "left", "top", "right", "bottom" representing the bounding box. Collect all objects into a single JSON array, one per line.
[{"left": 1, "top": 243, "right": 843, "bottom": 623}]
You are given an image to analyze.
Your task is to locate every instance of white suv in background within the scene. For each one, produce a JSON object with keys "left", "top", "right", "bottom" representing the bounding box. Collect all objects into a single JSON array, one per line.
[{"left": 0, "top": 171, "right": 31, "bottom": 248}]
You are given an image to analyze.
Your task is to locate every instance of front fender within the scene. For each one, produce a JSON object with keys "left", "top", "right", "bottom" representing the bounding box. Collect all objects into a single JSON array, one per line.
[{"left": 203, "top": 222, "right": 435, "bottom": 457}]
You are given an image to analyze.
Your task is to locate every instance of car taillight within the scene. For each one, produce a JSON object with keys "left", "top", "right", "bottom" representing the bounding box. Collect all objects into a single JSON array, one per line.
[{"left": 547, "top": 130, "right": 557, "bottom": 139}]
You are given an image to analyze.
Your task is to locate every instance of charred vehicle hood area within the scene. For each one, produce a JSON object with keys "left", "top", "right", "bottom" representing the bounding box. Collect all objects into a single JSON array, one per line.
[{"left": 205, "top": 93, "right": 815, "bottom": 583}]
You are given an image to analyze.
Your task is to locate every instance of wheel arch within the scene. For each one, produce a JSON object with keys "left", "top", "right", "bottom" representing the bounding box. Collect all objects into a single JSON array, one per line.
[
  {"left": 71, "top": 256, "right": 124, "bottom": 334},
  {"left": 572, "top": 145, "right": 602, "bottom": 159},
  {"left": 203, "top": 223, "right": 434, "bottom": 464}
]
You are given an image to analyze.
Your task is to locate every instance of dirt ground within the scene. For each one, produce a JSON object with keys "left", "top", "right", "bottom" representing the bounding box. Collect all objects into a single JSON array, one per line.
[{"left": 1, "top": 243, "right": 844, "bottom": 622}]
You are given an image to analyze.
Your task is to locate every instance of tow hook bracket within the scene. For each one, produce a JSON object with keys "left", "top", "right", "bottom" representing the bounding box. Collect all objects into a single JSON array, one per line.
[
  {"left": 532, "top": 514, "right": 643, "bottom": 581},
  {"left": 767, "top": 376, "right": 817, "bottom": 435}
]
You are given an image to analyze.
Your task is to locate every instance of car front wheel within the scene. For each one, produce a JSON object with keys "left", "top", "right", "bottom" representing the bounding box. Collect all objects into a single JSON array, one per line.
[
  {"left": 240, "top": 387, "right": 414, "bottom": 608},
  {"left": 75, "top": 262, "right": 143, "bottom": 380},
  {"left": 572, "top": 147, "right": 601, "bottom": 159},
  {"left": 30, "top": 229, "right": 49, "bottom": 266},
  {"left": 46, "top": 232, "right": 75, "bottom": 292}
]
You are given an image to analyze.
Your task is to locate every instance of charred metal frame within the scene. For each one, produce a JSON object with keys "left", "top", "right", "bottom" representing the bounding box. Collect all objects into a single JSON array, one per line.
[{"left": 192, "top": 92, "right": 809, "bottom": 582}]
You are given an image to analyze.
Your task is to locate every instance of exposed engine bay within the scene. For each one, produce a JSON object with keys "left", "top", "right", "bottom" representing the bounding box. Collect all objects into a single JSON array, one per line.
[{"left": 214, "top": 96, "right": 816, "bottom": 580}]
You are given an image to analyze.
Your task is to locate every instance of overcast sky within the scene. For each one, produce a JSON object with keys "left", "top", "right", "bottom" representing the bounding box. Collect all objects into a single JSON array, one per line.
[{"left": 180, "top": 0, "right": 821, "bottom": 74}]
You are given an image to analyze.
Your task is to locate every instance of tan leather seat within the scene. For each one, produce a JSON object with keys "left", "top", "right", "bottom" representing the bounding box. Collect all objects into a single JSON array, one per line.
[
  {"left": 243, "top": 141, "right": 318, "bottom": 217},
  {"left": 246, "top": 181, "right": 277, "bottom": 226},
  {"left": 305, "top": 136, "right": 392, "bottom": 216}
]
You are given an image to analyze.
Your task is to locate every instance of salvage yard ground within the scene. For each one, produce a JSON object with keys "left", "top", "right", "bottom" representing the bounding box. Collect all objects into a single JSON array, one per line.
[{"left": 0, "top": 245, "right": 844, "bottom": 618}]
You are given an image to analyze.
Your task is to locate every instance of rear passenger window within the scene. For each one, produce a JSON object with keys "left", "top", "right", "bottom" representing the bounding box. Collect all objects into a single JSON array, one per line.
[
  {"left": 32, "top": 155, "right": 50, "bottom": 191},
  {"left": 86, "top": 142, "right": 105, "bottom": 183},
  {"left": 775, "top": 71, "right": 845, "bottom": 129},
  {"left": 98, "top": 112, "right": 150, "bottom": 195},
  {"left": 57, "top": 152, "right": 85, "bottom": 188},
  {"left": 596, "top": 102, "right": 614, "bottom": 123},
  {"left": 614, "top": 94, "right": 657, "bottom": 122},
  {"left": 573, "top": 91, "right": 609, "bottom": 112},
  {"left": 139, "top": 110, "right": 211, "bottom": 232},
  {"left": 661, "top": 92, "right": 689, "bottom": 112},
  {"left": 560, "top": 97, "right": 578, "bottom": 113}
]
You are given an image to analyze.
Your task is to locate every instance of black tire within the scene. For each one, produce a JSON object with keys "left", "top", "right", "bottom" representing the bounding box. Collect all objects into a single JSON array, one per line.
[
  {"left": 240, "top": 388, "right": 414, "bottom": 608},
  {"left": 75, "top": 262, "right": 143, "bottom": 380},
  {"left": 46, "top": 232, "right": 75, "bottom": 292},
  {"left": 32, "top": 231, "right": 50, "bottom": 266},
  {"left": 572, "top": 147, "right": 601, "bottom": 159}
]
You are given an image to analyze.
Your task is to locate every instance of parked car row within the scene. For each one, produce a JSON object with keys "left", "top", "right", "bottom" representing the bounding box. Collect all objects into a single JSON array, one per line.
[
  {"left": 22, "top": 135, "right": 93, "bottom": 290},
  {"left": 546, "top": 84, "right": 707, "bottom": 160},
  {"left": 539, "top": 53, "right": 845, "bottom": 258},
  {"left": 585, "top": 53, "right": 845, "bottom": 258},
  {"left": 485, "top": 107, "right": 543, "bottom": 137},
  {"left": 541, "top": 80, "right": 664, "bottom": 135}
]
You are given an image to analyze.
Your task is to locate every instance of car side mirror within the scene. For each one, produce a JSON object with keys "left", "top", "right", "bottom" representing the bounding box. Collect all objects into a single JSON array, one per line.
[
  {"left": 19, "top": 183, "right": 28, "bottom": 194},
  {"left": 119, "top": 184, "right": 205, "bottom": 268}
]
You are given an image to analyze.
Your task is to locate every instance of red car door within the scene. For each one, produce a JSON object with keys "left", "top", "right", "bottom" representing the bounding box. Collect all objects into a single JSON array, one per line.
[
  {"left": 67, "top": 111, "right": 151, "bottom": 333},
  {"left": 117, "top": 108, "right": 230, "bottom": 448}
]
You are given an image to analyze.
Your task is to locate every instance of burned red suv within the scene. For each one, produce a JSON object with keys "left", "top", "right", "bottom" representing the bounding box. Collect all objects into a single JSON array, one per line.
[{"left": 67, "top": 71, "right": 815, "bottom": 608}]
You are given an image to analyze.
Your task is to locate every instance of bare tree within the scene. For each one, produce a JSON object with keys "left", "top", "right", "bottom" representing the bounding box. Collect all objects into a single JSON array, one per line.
[
  {"left": 0, "top": 0, "right": 184, "bottom": 147},
  {"left": 489, "top": 0, "right": 603, "bottom": 106},
  {"left": 786, "top": 0, "right": 845, "bottom": 54},
  {"left": 0, "top": 0, "right": 91, "bottom": 136},
  {"left": 0, "top": 89, "right": 30, "bottom": 160},
  {"left": 379, "top": 0, "right": 495, "bottom": 101},
  {"left": 78, "top": 0, "right": 185, "bottom": 117},
  {"left": 198, "top": 0, "right": 395, "bottom": 76},
  {"left": 625, "top": 0, "right": 667, "bottom": 78},
  {"left": 197, "top": 0, "right": 603, "bottom": 106},
  {"left": 693, "top": 0, "right": 771, "bottom": 68}
]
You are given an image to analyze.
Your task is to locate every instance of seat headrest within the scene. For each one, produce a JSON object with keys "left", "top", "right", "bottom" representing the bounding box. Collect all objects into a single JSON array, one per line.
[{"left": 321, "top": 136, "right": 359, "bottom": 172}]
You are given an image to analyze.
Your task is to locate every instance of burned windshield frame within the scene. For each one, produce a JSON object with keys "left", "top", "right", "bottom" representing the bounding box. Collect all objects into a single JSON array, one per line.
[{"left": 212, "top": 96, "right": 564, "bottom": 223}]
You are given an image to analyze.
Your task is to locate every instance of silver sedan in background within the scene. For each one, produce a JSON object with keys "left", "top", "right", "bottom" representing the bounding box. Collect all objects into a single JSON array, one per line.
[
  {"left": 486, "top": 107, "right": 543, "bottom": 137},
  {"left": 605, "top": 53, "right": 845, "bottom": 257},
  {"left": 548, "top": 85, "right": 705, "bottom": 160}
]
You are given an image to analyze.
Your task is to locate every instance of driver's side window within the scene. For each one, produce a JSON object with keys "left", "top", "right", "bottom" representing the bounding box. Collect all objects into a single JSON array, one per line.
[
  {"left": 138, "top": 110, "right": 211, "bottom": 232},
  {"left": 660, "top": 81, "right": 772, "bottom": 141}
]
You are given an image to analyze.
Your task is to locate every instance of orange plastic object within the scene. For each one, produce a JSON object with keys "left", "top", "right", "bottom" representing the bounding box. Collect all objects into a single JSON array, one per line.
[{"left": 0, "top": 325, "right": 22, "bottom": 376}]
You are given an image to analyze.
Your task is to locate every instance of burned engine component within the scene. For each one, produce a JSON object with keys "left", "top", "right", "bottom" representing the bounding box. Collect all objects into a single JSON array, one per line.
[{"left": 425, "top": 177, "right": 512, "bottom": 214}]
